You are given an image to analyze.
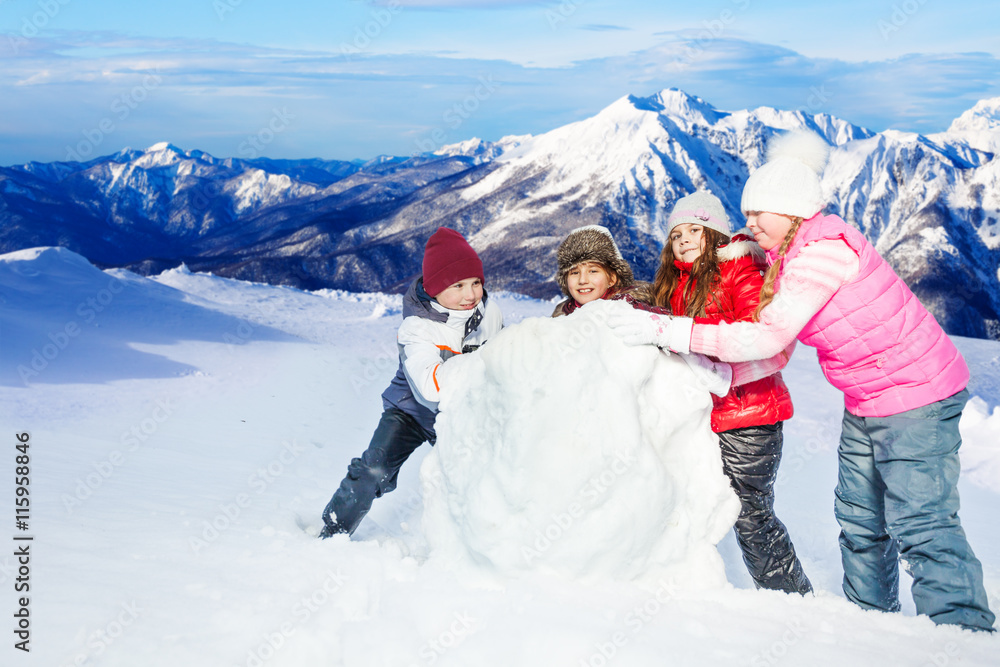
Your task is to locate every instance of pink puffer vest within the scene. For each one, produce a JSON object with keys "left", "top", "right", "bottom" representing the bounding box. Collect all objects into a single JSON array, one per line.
[{"left": 780, "top": 214, "right": 968, "bottom": 417}]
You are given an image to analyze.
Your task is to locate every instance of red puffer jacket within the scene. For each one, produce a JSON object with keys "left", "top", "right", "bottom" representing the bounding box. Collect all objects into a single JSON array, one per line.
[{"left": 669, "top": 233, "right": 794, "bottom": 433}]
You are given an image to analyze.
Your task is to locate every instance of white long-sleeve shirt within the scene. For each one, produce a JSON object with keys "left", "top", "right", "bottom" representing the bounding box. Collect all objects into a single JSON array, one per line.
[{"left": 691, "top": 239, "right": 860, "bottom": 362}]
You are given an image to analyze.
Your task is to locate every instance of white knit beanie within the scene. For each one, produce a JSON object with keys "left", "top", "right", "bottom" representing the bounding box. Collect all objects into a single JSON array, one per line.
[
  {"left": 666, "top": 190, "right": 732, "bottom": 238},
  {"left": 740, "top": 130, "right": 831, "bottom": 219}
]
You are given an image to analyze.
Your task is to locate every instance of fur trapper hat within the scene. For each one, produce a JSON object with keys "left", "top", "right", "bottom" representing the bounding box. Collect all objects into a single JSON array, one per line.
[
  {"left": 740, "top": 130, "right": 830, "bottom": 219},
  {"left": 556, "top": 225, "right": 635, "bottom": 297}
]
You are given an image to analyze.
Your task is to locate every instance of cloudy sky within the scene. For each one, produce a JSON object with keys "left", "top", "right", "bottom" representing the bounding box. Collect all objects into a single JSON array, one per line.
[{"left": 2, "top": 0, "right": 999, "bottom": 165}]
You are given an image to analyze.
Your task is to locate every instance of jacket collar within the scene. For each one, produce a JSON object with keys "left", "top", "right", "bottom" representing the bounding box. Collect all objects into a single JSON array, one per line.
[{"left": 717, "top": 228, "right": 766, "bottom": 264}]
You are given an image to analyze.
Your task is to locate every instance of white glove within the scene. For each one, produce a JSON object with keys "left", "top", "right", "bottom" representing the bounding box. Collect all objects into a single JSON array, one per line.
[
  {"left": 679, "top": 353, "right": 732, "bottom": 397},
  {"left": 606, "top": 309, "right": 693, "bottom": 353},
  {"left": 606, "top": 309, "right": 669, "bottom": 346}
]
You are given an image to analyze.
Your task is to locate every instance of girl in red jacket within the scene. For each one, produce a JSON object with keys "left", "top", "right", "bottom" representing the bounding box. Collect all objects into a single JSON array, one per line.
[{"left": 653, "top": 191, "right": 812, "bottom": 595}]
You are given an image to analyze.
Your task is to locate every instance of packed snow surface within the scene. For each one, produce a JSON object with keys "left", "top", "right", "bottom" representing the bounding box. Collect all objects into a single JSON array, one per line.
[
  {"left": 423, "top": 301, "right": 739, "bottom": 586},
  {"left": 1, "top": 247, "right": 997, "bottom": 667}
]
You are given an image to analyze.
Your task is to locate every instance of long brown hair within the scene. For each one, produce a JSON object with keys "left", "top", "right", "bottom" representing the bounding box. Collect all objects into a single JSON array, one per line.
[
  {"left": 753, "top": 215, "right": 805, "bottom": 321},
  {"left": 652, "top": 228, "right": 729, "bottom": 317}
]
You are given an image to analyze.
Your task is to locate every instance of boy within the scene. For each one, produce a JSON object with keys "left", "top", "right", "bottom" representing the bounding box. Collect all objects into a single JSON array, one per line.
[{"left": 320, "top": 227, "right": 503, "bottom": 537}]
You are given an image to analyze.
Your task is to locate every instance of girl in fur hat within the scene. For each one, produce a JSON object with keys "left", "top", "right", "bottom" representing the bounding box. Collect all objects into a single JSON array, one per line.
[
  {"left": 552, "top": 223, "right": 736, "bottom": 396},
  {"left": 653, "top": 190, "right": 811, "bottom": 595},
  {"left": 610, "top": 133, "right": 994, "bottom": 632},
  {"left": 551, "top": 225, "right": 651, "bottom": 317}
]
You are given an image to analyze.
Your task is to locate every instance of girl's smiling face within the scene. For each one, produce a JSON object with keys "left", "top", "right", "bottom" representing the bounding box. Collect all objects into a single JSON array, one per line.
[
  {"left": 566, "top": 262, "right": 617, "bottom": 305},
  {"left": 745, "top": 211, "right": 794, "bottom": 251},
  {"left": 670, "top": 223, "right": 706, "bottom": 262}
]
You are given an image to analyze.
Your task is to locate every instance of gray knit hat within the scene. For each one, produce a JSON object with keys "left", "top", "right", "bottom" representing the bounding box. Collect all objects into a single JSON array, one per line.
[
  {"left": 556, "top": 225, "right": 635, "bottom": 297},
  {"left": 666, "top": 191, "right": 732, "bottom": 238}
]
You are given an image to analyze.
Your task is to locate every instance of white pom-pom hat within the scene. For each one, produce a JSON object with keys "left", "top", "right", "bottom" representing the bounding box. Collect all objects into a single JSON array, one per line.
[{"left": 740, "top": 130, "right": 831, "bottom": 219}]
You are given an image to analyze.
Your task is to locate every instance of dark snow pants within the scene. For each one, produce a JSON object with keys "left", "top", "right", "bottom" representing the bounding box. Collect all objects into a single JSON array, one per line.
[
  {"left": 717, "top": 422, "right": 813, "bottom": 595},
  {"left": 321, "top": 407, "right": 434, "bottom": 537},
  {"left": 835, "top": 389, "right": 995, "bottom": 631}
]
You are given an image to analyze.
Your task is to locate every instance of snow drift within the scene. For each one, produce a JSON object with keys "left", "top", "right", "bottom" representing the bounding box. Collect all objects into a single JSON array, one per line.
[{"left": 421, "top": 301, "right": 740, "bottom": 586}]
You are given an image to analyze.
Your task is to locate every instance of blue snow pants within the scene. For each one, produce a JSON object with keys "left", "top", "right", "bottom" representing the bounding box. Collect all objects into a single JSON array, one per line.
[
  {"left": 321, "top": 407, "right": 434, "bottom": 537},
  {"left": 834, "top": 389, "right": 995, "bottom": 631}
]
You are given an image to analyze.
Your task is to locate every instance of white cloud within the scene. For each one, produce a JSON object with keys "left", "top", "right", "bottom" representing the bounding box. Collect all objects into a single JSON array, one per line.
[{"left": 1, "top": 31, "right": 998, "bottom": 165}]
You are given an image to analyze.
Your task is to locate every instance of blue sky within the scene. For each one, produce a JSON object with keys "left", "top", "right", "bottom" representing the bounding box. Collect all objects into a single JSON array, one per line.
[{"left": 2, "top": 0, "right": 999, "bottom": 165}]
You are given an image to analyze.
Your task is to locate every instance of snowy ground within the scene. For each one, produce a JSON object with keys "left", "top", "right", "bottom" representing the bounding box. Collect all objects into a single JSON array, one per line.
[{"left": 1, "top": 247, "right": 997, "bottom": 667}]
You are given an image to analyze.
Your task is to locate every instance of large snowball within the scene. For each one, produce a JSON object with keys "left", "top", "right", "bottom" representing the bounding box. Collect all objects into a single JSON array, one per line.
[{"left": 420, "top": 301, "right": 740, "bottom": 588}]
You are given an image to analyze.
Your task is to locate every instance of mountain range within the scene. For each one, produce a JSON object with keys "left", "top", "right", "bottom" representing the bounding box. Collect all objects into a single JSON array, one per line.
[{"left": 1, "top": 89, "right": 998, "bottom": 340}]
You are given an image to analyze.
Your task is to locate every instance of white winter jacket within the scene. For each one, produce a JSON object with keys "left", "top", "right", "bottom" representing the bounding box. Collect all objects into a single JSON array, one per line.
[{"left": 381, "top": 279, "right": 503, "bottom": 432}]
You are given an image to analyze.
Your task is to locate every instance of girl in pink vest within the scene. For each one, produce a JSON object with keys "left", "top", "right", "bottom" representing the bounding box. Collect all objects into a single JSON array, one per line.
[{"left": 609, "top": 131, "right": 995, "bottom": 632}]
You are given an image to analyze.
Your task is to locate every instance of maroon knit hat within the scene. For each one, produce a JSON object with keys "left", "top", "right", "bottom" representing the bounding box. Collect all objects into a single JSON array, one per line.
[{"left": 421, "top": 227, "right": 485, "bottom": 297}]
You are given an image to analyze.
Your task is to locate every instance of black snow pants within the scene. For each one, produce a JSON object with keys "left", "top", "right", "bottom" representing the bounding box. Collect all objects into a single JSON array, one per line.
[
  {"left": 321, "top": 407, "right": 434, "bottom": 537},
  {"left": 717, "top": 422, "right": 813, "bottom": 595}
]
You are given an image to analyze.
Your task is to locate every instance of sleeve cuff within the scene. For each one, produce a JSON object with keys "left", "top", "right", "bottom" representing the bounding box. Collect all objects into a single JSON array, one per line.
[
  {"left": 668, "top": 317, "right": 693, "bottom": 354},
  {"left": 690, "top": 322, "right": 720, "bottom": 357}
]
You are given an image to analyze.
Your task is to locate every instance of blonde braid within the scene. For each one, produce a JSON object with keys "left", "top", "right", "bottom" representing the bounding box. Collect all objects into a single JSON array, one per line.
[{"left": 753, "top": 216, "right": 804, "bottom": 322}]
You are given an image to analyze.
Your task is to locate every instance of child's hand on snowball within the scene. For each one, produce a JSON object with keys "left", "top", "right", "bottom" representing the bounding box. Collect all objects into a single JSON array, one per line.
[
  {"left": 607, "top": 309, "right": 693, "bottom": 353},
  {"left": 607, "top": 309, "right": 666, "bottom": 346},
  {"left": 679, "top": 353, "right": 732, "bottom": 397}
]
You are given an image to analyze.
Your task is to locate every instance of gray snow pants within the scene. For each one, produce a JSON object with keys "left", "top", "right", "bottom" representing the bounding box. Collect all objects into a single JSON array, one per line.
[
  {"left": 835, "top": 388, "right": 995, "bottom": 631},
  {"left": 718, "top": 422, "right": 813, "bottom": 595},
  {"left": 321, "top": 407, "right": 434, "bottom": 537}
]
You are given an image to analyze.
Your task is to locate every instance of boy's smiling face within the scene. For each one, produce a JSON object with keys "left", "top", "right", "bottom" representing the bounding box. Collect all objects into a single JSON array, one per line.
[
  {"left": 434, "top": 276, "right": 483, "bottom": 311},
  {"left": 566, "top": 262, "right": 617, "bottom": 305}
]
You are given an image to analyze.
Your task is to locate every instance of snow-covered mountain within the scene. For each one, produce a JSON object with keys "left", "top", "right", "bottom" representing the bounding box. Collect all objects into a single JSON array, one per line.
[{"left": 1, "top": 89, "right": 998, "bottom": 339}]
